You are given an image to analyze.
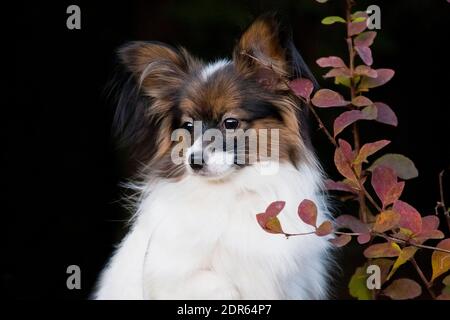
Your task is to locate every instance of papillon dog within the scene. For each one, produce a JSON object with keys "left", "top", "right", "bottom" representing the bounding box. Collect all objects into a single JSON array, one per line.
[{"left": 93, "top": 15, "right": 334, "bottom": 300}]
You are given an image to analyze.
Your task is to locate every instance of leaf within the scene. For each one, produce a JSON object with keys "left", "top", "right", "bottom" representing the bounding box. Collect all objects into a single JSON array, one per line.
[
  {"left": 316, "top": 56, "right": 346, "bottom": 68},
  {"left": 359, "top": 69, "right": 395, "bottom": 90},
  {"left": 387, "top": 247, "right": 418, "bottom": 280},
  {"left": 355, "top": 65, "right": 378, "bottom": 78},
  {"left": 383, "top": 279, "right": 422, "bottom": 300},
  {"left": 334, "top": 140, "right": 358, "bottom": 183},
  {"left": 355, "top": 46, "right": 373, "bottom": 66},
  {"left": 373, "top": 210, "right": 401, "bottom": 233},
  {"left": 333, "top": 105, "right": 377, "bottom": 137},
  {"left": 289, "top": 78, "right": 314, "bottom": 102},
  {"left": 373, "top": 102, "right": 398, "bottom": 126},
  {"left": 352, "top": 17, "right": 366, "bottom": 23},
  {"left": 368, "top": 154, "right": 418, "bottom": 180},
  {"left": 334, "top": 75, "right": 351, "bottom": 88},
  {"left": 354, "top": 31, "right": 377, "bottom": 47},
  {"left": 436, "top": 293, "right": 450, "bottom": 300},
  {"left": 352, "top": 96, "right": 373, "bottom": 107},
  {"left": 335, "top": 214, "right": 371, "bottom": 244},
  {"left": 298, "top": 199, "right": 318, "bottom": 227},
  {"left": 443, "top": 275, "right": 450, "bottom": 286},
  {"left": 431, "top": 239, "right": 450, "bottom": 282},
  {"left": 323, "top": 68, "right": 351, "bottom": 78},
  {"left": 349, "top": 266, "right": 372, "bottom": 300},
  {"left": 322, "top": 16, "right": 346, "bottom": 25},
  {"left": 329, "top": 234, "right": 352, "bottom": 247},
  {"left": 311, "top": 89, "right": 349, "bottom": 108},
  {"left": 316, "top": 220, "right": 333, "bottom": 236},
  {"left": 371, "top": 166, "right": 405, "bottom": 209},
  {"left": 256, "top": 201, "right": 286, "bottom": 234},
  {"left": 354, "top": 140, "right": 390, "bottom": 165},
  {"left": 364, "top": 242, "right": 402, "bottom": 258},
  {"left": 324, "top": 179, "right": 358, "bottom": 194},
  {"left": 413, "top": 215, "right": 444, "bottom": 243},
  {"left": 393, "top": 200, "right": 423, "bottom": 235},
  {"left": 348, "top": 12, "right": 368, "bottom": 36},
  {"left": 265, "top": 217, "right": 284, "bottom": 234}
]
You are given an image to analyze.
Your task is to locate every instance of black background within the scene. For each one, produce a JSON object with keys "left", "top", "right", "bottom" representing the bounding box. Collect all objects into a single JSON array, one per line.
[{"left": 3, "top": 0, "right": 450, "bottom": 299}]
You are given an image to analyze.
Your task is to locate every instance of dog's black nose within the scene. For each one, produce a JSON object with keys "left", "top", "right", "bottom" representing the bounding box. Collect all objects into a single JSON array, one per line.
[{"left": 189, "top": 153, "right": 204, "bottom": 171}]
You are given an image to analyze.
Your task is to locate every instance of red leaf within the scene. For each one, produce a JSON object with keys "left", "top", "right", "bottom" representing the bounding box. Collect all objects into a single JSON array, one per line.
[
  {"left": 329, "top": 234, "right": 352, "bottom": 247},
  {"left": 355, "top": 46, "right": 373, "bottom": 66},
  {"left": 359, "top": 69, "right": 395, "bottom": 90},
  {"left": 354, "top": 140, "right": 390, "bottom": 165},
  {"left": 316, "top": 220, "right": 334, "bottom": 236},
  {"left": 364, "top": 242, "right": 402, "bottom": 258},
  {"left": 334, "top": 140, "right": 358, "bottom": 183},
  {"left": 355, "top": 65, "right": 378, "bottom": 78},
  {"left": 289, "top": 78, "right": 314, "bottom": 102},
  {"left": 354, "top": 31, "right": 377, "bottom": 47},
  {"left": 373, "top": 102, "right": 398, "bottom": 126},
  {"left": 333, "top": 105, "right": 377, "bottom": 137},
  {"left": 316, "top": 56, "right": 346, "bottom": 68},
  {"left": 256, "top": 201, "right": 286, "bottom": 234},
  {"left": 335, "top": 214, "right": 370, "bottom": 244},
  {"left": 413, "top": 215, "right": 444, "bottom": 243},
  {"left": 298, "top": 199, "right": 318, "bottom": 227},
  {"left": 421, "top": 215, "right": 440, "bottom": 231},
  {"left": 392, "top": 200, "right": 423, "bottom": 235},
  {"left": 324, "top": 179, "right": 358, "bottom": 194},
  {"left": 357, "top": 233, "right": 371, "bottom": 244},
  {"left": 383, "top": 279, "right": 422, "bottom": 300},
  {"left": 352, "top": 96, "right": 373, "bottom": 107},
  {"left": 311, "top": 89, "right": 349, "bottom": 108},
  {"left": 371, "top": 166, "right": 405, "bottom": 209}
]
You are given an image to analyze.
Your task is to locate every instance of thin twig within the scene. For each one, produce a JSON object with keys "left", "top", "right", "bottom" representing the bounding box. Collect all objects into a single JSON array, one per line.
[{"left": 411, "top": 257, "right": 436, "bottom": 299}]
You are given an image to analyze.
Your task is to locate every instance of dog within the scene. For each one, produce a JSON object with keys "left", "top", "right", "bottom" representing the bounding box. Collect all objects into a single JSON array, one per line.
[{"left": 93, "top": 15, "right": 334, "bottom": 300}]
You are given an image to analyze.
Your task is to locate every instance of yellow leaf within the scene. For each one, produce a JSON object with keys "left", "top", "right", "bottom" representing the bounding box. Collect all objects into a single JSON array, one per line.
[
  {"left": 387, "top": 246, "right": 418, "bottom": 280},
  {"left": 431, "top": 239, "right": 450, "bottom": 282},
  {"left": 373, "top": 210, "right": 400, "bottom": 233}
]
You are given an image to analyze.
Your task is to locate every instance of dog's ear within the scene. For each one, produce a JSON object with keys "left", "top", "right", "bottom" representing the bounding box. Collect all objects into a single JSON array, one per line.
[
  {"left": 233, "top": 15, "right": 318, "bottom": 92},
  {"left": 233, "top": 15, "right": 290, "bottom": 91},
  {"left": 118, "top": 41, "right": 192, "bottom": 99}
]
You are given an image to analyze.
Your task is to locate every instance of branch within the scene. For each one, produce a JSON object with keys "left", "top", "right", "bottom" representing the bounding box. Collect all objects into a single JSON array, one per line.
[{"left": 411, "top": 257, "right": 436, "bottom": 299}]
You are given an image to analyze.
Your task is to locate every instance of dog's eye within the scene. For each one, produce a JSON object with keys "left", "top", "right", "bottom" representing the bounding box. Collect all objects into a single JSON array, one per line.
[
  {"left": 223, "top": 118, "right": 239, "bottom": 130},
  {"left": 182, "top": 121, "right": 193, "bottom": 130}
]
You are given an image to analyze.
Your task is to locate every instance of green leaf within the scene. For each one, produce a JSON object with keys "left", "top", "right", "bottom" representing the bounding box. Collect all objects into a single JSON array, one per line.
[
  {"left": 352, "top": 16, "right": 367, "bottom": 23},
  {"left": 368, "top": 154, "right": 419, "bottom": 180},
  {"left": 334, "top": 76, "right": 351, "bottom": 88},
  {"left": 349, "top": 266, "right": 372, "bottom": 300},
  {"left": 321, "top": 16, "right": 346, "bottom": 25}
]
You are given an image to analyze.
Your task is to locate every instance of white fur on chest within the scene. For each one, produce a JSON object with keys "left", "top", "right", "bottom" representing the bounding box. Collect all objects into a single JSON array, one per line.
[{"left": 93, "top": 163, "right": 333, "bottom": 300}]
